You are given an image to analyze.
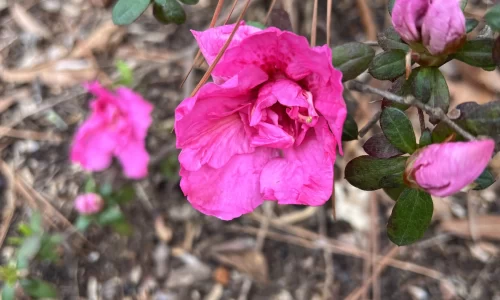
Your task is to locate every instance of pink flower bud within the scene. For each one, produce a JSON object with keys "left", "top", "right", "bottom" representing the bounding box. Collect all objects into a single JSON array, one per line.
[
  {"left": 75, "top": 193, "right": 104, "bottom": 215},
  {"left": 392, "top": 0, "right": 466, "bottom": 55},
  {"left": 405, "top": 140, "right": 495, "bottom": 197}
]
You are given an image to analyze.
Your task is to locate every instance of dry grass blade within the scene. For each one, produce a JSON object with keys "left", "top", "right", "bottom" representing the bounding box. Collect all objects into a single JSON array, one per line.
[
  {"left": 439, "top": 215, "right": 500, "bottom": 241},
  {"left": 0, "top": 127, "right": 62, "bottom": 143},
  {"left": 311, "top": 0, "right": 319, "bottom": 47},
  {"left": 190, "top": 0, "right": 251, "bottom": 97},
  {"left": 264, "top": 0, "right": 278, "bottom": 25},
  {"left": 10, "top": 3, "right": 52, "bottom": 39},
  {"left": 356, "top": 0, "right": 377, "bottom": 41},
  {"left": 180, "top": 0, "right": 225, "bottom": 88},
  {"left": 225, "top": 0, "right": 240, "bottom": 24},
  {"left": 326, "top": 0, "right": 333, "bottom": 45},
  {"left": 0, "top": 160, "right": 16, "bottom": 248}
]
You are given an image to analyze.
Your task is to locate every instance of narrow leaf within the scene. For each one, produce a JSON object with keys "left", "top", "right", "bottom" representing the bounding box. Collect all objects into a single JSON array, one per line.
[
  {"left": 369, "top": 50, "right": 407, "bottom": 80},
  {"left": 112, "top": 0, "right": 150, "bottom": 25},
  {"left": 380, "top": 107, "right": 417, "bottom": 154},
  {"left": 342, "top": 113, "right": 358, "bottom": 141},
  {"left": 179, "top": 0, "right": 199, "bottom": 4},
  {"left": 387, "top": 188, "right": 433, "bottom": 246},
  {"left": 363, "top": 133, "right": 404, "bottom": 158},
  {"left": 332, "top": 42, "right": 375, "bottom": 81},
  {"left": 345, "top": 156, "right": 408, "bottom": 191}
]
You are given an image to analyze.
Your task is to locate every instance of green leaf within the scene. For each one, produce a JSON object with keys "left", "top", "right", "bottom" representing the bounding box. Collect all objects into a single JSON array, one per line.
[
  {"left": 178, "top": 0, "right": 199, "bottom": 4},
  {"left": 29, "top": 212, "right": 43, "bottom": 234},
  {"left": 387, "top": 188, "right": 433, "bottom": 246},
  {"left": 20, "top": 279, "right": 57, "bottom": 299},
  {"left": 380, "top": 107, "right": 417, "bottom": 154},
  {"left": 369, "top": 50, "right": 407, "bottom": 80},
  {"left": 460, "top": 0, "right": 467, "bottom": 10},
  {"left": 381, "top": 76, "right": 411, "bottom": 111},
  {"left": 377, "top": 27, "right": 410, "bottom": 52},
  {"left": 115, "top": 60, "right": 134, "bottom": 87},
  {"left": 114, "top": 185, "right": 136, "bottom": 204},
  {"left": 379, "top": 172, "right": 405, "bottom": 189},
  {"left": 473, "top": 169, "right": 495, "bottom": 191},
  {"left": 431, "top": 121, "right": 466, "bottom": 143},
  {"left": 153, "top": 0, "right": 186, "bottom": 25},
  {"left": 97, "top": 206, "right": 124, "bottom": 225},
  {"left": 363, "top": 133, "right": 404, "bottom": 158},
  {"left": 332, "top": 42, "right": 375, "bottom": 81},
  {"left": 485, "top": 4, "right": 500, "bottom": 32},
  {"left": 99, "top": 182, "right": 113, "bottom": 197},
  {"left": 345, "top": 156, "right": 408, "bottom": 191},
  {"left": 111, "top": 220, "right": 133, "bottom": 236},
  {"left": 388, "top": 0, "right": 395, "bottom": 15},
  {"left": 464, "top": 101, "right": 500, "bottom": 135},
  {"left": 38, "top": 235, "right": 62, "bottom": 262},
  {"left": 18, "top": 223, "right": 33, "bottom": 237},
  {"left": 384, "top": 187, "right": 405, "bottom": 201},
  {"left": 466, "top": 18, "right": 479, "bottom": 33},
  {"left": 112, "top": 0, "right": 150, "bottom": 25},
  {"left": 246, "top": 21, "right": 266, "bottom": 29},
  {"left": 0, "top": 265, "right": 19, "bottom": 285},
  {"left": 410, "top": 67, "right": 450, "bottom": 117},
  {"left": 419, "top": 129, "right": 432, "bottom": 148},
  {"left": 342, "top": 113, "right": 358, "bottom": 141},
  {"left": 16, "top": 235, "right": 42, "bottom": 270},
  {"left": 454, "top": 39, "right": 496, "bottom": 70},
  {"left": 493, "top": 36, "right": 500, "bottom": 68},
  {"left": 2, "top": 284, "right": 15, "bottom": 300},
  {"left": 75, "top": 215, "right": 93, "bottom": 232},
  {"left": 84, "top": 177, "right": 97, "bottom": 193}
]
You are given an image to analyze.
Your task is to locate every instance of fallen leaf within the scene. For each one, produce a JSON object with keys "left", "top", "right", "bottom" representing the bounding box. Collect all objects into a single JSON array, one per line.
[
  {"left": 212, "top": 250, "right": 269, "bottom": 283},
  {"left": 10, "top": 3, "right": 52, "bottom": 39}
]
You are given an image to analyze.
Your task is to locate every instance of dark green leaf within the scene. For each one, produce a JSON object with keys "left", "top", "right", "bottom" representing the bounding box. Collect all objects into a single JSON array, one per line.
[
  {"left": 377, "top": 27, "right": 410, "bottom": 52},
  {"left": 419, "top": 129, "right": 432, "bottom": 148},
  {"left": 473, "top": 169, "right": 495, "bottom": 190},
  {"left": 20, "top": 279, "right": 57, "bottom": 299},
  {"left": 332, "top": 42, "right": 375, "bottom": 81},
  {"left": 97, "top": 206, "right": 124, "bottom": 225},
  {"left": 369, "top": 50, "right": 407, "bottom": 80},
  {"left": 268, "top": 8, "right": 293, "bottom": 32},
  {"left": 485, "top": 4, "right": 500, "bottom": 31},
  {"left": 493, "top": 36, "right": 500, "bottom": 68},
  {"left": 153, "top": 0, "right": 186, "bottom": 25},
  {"left": 466, "top": 18, "right": 479, "bottom": 33},
  {"left": 114, "top": 185, "right": 136, "bottom": 204},
  {"left": 345, "top": 156, "right": 408, "bottom": 191},
  {"left": 2, "top": 284, "right": 15, "bottom": 300},
  {"left": 388, "top": 0, "right": 395, "bottom": 15},
  {"left": 454, "top": 39, "right": 496, "bottom": 70},
  {"left": 16, "top": 236, "right": 42, "bottom": 270},
  {"left": 387, "top": 188, "right": 433, "bottom": 246},
  {"left": 112, "top": 0, "right": 150, "bottom": 25},
  {"left": 342, "top": 113, "right": 358, "bottom": 141},
  {"left": 178, "top": 0, "right": 199, "bottom": 4},
  {"left": 464, "top": 101, "right": 500, "bottom": 135},
  {"left": 381, "top": 76, "right": 411, "bottom": 111},
  {"left": 246, "top": 21, "right": 266, "bottom": 29},
  {"left": 384, "top": 187, "right": 405, "bottom": 201},
  {"left": 379, "top": 172, "right": 405, "bottom": 189},
  {"left": 363, "top": 133, "right": 404, "bottom": 158},
  {"left": 431, "top": 121, "right": 466, "bottom": 143},
  {"left": 380, "top": 107, "right": 417, "bottom": 154},
  {"left": 410, "top": 67, "right": 450, "bottom": 117}
]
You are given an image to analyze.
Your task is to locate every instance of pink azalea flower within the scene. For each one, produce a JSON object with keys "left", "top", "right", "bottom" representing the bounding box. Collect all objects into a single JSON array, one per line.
[
  {"left": 175, "top": 23, "right": 347, "bottom": 220},
  {"left": 392, "top": 0, "right": 466, "bottom": 55},
  {"left": 406, "top": 139, "right": 495, "bottom": 197},
  {"left": 75, "top": 193, "right": 104, "bottom": 215},
  {"left": 71, "top": 82, "right": 153, "bottom": 179}
]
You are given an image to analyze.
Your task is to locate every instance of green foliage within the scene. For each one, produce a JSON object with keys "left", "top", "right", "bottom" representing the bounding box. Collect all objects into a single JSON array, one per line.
[
  {"left": 485, "top": 4, "right": 500, "bottom": 32},
  {"left": 153, "top": 0, "right": 187, "bottom": 25},
  {"left": 1, "top": 284, "right": 15, "bottom": 300},
  {"left": 410, "top": 67, "right": 450, "bottom": 118},
  {"left": 178, "top": 0, "right": 199, "bottom": 4},
  {"left": 363, "top": 133, "right": 404, "bottom": 158},
  {"left": 383, "top": 187, "right": 405, "bottom": 202},
  {"left": 419, "top": 129, "right": 432, "bottom": 148},
  {"left": 466, "top": 18, "right": 479, "bottom": 33},
  {"left": 341, "top": 113, "right": 358, "bottom": 141},
  {"left": 20, "top": 279, "right": 57, "bottom": 299},
  {"left": 369, "top": 50, "right": 407, "bottom": 80},
  {"left": 112, "top": 0, "right": 150, "bottom": 25},
  {"left": 431, "top": 121, "right": 465, "bottom": 143},
  {"left": 460, "top": 0, "right": 468, "bottom": 10},
  {"left": 454, "top": 39, "right": 496, "bottom": 70},
  {"left": 115, "top": 60, "right": 134, "bottom": 87},
  {"left": 473, "top": 169, "right": 495, "bottom": 191},
  {"left": 464, "top": 101, "right": 500, "bottom": 136},
  {"left": 345, "top": 156, "right": 408, "bottom": 191},
  {"left": 377, "top": 27, "right": 410, "bottom": 52},
  {"left": 388, "top": 0, "right": 395, "bottom": 15},
  {"left": 246, "top": 21, "right": 266, "bottom": 29},
  {"left": 387, "top": 188, "right": 433, "bottom": 246},
  {"left": 332, "top": 42, "right": 375, "bottom": 81},
  {"left": 380, "top": 107, "right": 417, "bottom": 154}
]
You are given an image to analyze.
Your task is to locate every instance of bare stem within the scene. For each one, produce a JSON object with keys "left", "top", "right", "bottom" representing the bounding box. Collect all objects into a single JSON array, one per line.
[
  {"left": 348, "top": 81, "right": 476, "bottom": 141},
  {"left": 417, "top": 108, "right": 426, "bottom": 134},
  {"left": 359, "top": 110, "right": 381, "bottom": 137}
]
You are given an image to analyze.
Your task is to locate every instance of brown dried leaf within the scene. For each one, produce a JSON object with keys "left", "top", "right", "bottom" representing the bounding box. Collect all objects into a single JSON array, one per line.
[
  {"left": 70, "top": 21, "right": 126, "bottom": 58},
  {"left": 212, "top": 250, "right": 269, "bottom": 283},
  {"left": 10, "top": 3, "right": 52, "bottom": 38},
  {"left": 439, "top": 215, "right": 500, "bottom": 240}
]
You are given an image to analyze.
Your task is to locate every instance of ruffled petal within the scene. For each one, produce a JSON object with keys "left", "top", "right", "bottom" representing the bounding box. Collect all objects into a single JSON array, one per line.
[
  {"left": 180, "top": 148, "right": 277, "bottom": 220},
  {"left": 115, "top": 138, "right": 150, "bottom": 179},
  {"left": 115, "top": 87, "right": 153, "bottom": 140}
]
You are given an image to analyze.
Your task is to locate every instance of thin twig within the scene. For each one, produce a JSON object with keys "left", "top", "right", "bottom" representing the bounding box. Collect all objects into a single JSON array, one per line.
[
  {"left": 225, "top": 0, "right": 239, "bottom": 24},
  {"left": 418, "top": 108, "right": 426, "bottom": 134},
  {"left": 359, "top": 110, "right": 381, "bottom": 138},
  {"left": 264, "top": 0, "right": 278, "bottom": 25},
  {"left": 348, "top": 81, "right": 476, "bottom": 141},
  {"left": 326, "top": 0, "right": 332, "bottom": 45},
  {"left": 318, "top": 207, "right": 334, "bottom": 300},
  {"left": 0, "top": 160, "right": 16, "bottom": 248},
  {"left": 310, "top": 0, "right": 318, "bottom": 47}
]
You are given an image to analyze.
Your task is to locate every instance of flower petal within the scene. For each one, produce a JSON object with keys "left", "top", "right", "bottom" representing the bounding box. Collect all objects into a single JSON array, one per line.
[
  {"left": 391, "top": 0, "right": 429, "bottom": 43},
  {"left": 115, "top": 138, "right": 150, "bottom": 179},
  {"left": 180, "top": 148, "right": 277, "bottom": 220},
  {"left": 115, "top": 87, "right": 153, "bottom": 139}
]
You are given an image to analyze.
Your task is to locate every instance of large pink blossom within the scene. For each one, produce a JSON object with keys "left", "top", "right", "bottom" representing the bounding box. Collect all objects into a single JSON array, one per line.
[
  {"left": 392, "top": 0, "right": 466, "bottom": 55},
  {"left": 71, "top": 82, "right": 153, "bottom": 179},
  {"left": 406, "top": 140, "right": 495, "bottom": 197},
  {"left": 175, "top": 23, "right": 346, "bottom": 220}
]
